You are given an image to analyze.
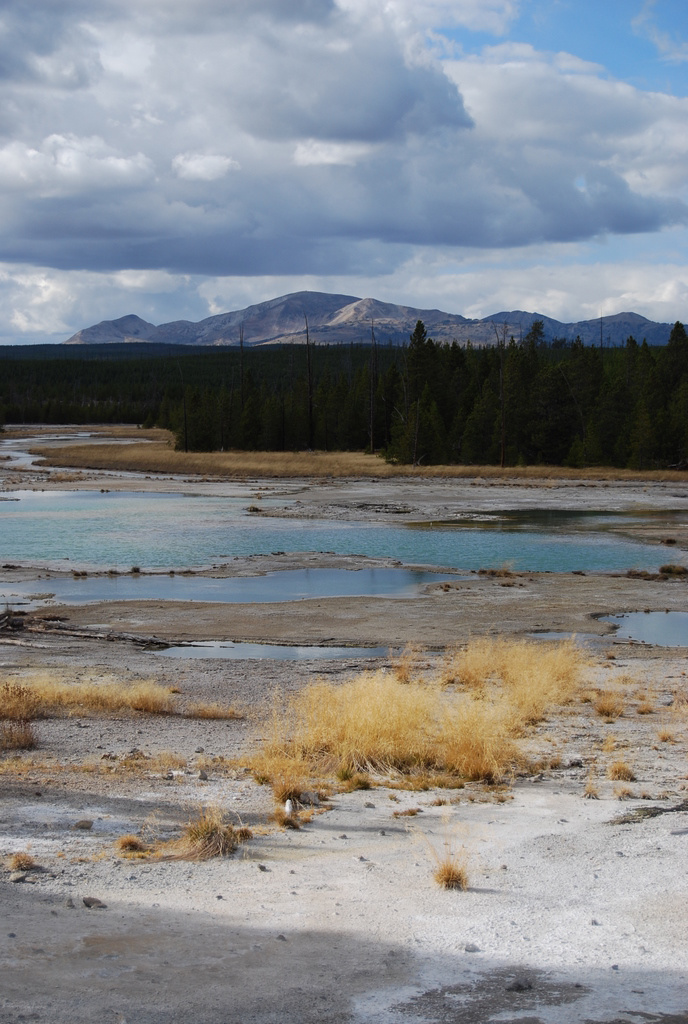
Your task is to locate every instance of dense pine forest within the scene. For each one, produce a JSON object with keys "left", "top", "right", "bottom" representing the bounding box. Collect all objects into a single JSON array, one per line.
[{"left": 1, "top": 320, "right": 687, "bottom": 469}]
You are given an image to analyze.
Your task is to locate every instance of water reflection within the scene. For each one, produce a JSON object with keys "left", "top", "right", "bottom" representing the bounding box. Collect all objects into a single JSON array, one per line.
[
  {"left": 157, "top": 640, "right": 389, "bottom": 660},
  {"left": 0, "top": 567, "right": 455, "bottom": 608},
  {"left": 0, "top": 489, "right": 668, "bottom": 572},
  {"left": 601, "top": 611, "right": 688, "bottom": 647}
]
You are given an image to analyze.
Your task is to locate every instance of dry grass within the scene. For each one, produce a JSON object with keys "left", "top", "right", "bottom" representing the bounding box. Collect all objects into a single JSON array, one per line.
[
  {"left": 167, "top": 806, "right": 252, "bottom": 861},
  {"left": 583, "top": 776, "right": 600, "bottom": 799},
  {"left": 272, "top": 807, "right": 302, "bottom": 829},
  {"left": 594, "top": 691, "right": 625, "bottom": 721},
  {"left": 0, "top": 682, "right": 40, "bottom": 721},
  {"left": 8, "top": 852, "right": 37, "bottom": 872},
  {"left": 0, "top": 675, "right": 174, "bottom": 717},
  {"left": 434, "top": 855, "right": 469, "bottom": 890},
  {"left": 392, "top": 644, "right": 426, "bottom": 684},
  {"left": 608, "top": 760, "right": 637, "bottom": 781},
  {"left": 185, "top": 702, "right": 244, "bottom": 720},
  {"left": 614, "top": 785, "right": 636, "bottom": 800},
  {"left": 25, "top": 429, "right": 688, "bottom": 481},
  {"left": 249, "top": 639, "right": 585, "bottom": 789},
  {"left": 115, "top": 834, "right": 150, "bottom": 855},
  {"left": 1, "top": 720, "right": 38, "bottom": 750},
  {"left": 657, "top": 728, "right": 677, "bottom": 743},
  {"left": 439, "top": 637, "right": 586, "bottom": 725}
]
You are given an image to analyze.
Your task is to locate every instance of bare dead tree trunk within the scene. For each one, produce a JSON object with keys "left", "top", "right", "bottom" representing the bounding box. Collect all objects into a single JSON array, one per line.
[
  {"left": 369, "top": 319, "right": 377, "bottom": 454},
  {"left": 239, "top": 323, "right": 244, "bottom": 412},
  {"left": 304, "top": 313, "right": 314, "bottom": 449},
  {"left": 493, "top": 322, "right": 508, "bottom": 468}
]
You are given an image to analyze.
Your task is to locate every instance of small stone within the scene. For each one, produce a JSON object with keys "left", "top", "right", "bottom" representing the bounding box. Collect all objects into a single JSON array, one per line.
[
  {"left": 82, "top": 897, "right": 107, "bottom": 910},
  {"left": 364, "top": 801, "right": 375, "bottom": 808},
  {"left": 258, "top": 864, "right": 269, "bottom": 872},
  {"left": 198, "top": 770, "right": 208, "bottom": 781},
  {"left": 216, "top": 894, "right": 223, "bottom": 900},
  {"left": 611, "top": 964, "right": 619, "bottom": 971},
  {"left": 72, "top": 820, "right": 93, "bottom": 831},
  {"left": 500, "top": 864, "right": 508, "bottom": 870},
  {"left": 379, "top": 830, "right": 386, "bottom": 835},
  {"left": 591, "top": 919, "right": 601, "bottom": 926},
  {"left": 338, "top": 834, "right": 348, "bottom": 839},
  {"left": 195, "top": 746, "right": 204, "bottom": 753},
  {"left": 9, "top": 872, "right": 27, "bottom": 883},
  {"left": 276, "top": 934, "right": 287, "bottom": 941},
  {"left": 7, "top": 933, "right": 16, "bottom": 938},
  {"left": 64, "top": 898, "right": 75, "bottom": 909},
  {"left": 464, "top": 943, "right": 481, "bottom": 953},
  {"left": 507, "top": 978, "right": 533, "bottom": 992}
]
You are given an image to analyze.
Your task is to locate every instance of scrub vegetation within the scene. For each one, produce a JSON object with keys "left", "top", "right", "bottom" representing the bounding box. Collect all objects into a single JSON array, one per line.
[
  {"left": 249, "top": 638, "right": 587, "bottom": 791},
  {"left": 0, "top": 675, "right": 241, "bottom": 722}
]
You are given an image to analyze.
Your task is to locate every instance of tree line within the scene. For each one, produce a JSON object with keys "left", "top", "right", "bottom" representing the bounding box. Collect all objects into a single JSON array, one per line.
[{"left": 1, "top": 320, "right": 687, "bottom": 468}]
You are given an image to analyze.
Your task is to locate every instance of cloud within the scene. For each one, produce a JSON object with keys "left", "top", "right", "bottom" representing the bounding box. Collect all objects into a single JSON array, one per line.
[
  {"left": 172, "top": 153, "right": 240, "bottom": 181},
  {"left": 0, "top": 0, "right": 685, "bottom": 326},
  {"left": 0, "top": 135, "right": 153, "bottom": 194},
  {"left": 632, "top": 0, "right": 688, "bottom": 64}
]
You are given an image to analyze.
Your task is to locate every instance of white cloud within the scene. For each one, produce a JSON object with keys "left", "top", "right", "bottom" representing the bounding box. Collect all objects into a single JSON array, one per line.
[
  {"left": 632, "top": 0, "right": 688, "bottom": 64},
  {"left": 172, "top": 152, "right": 240, "bottom": 181},
  {"left": 0, "top": 0, "right": 686, "bottom": 337},
  {"left": 293, "top": 140, "right": 372, "bottom": 166},
  {"left": 0, "top": 135, "right": 154, "bottom": 195}
]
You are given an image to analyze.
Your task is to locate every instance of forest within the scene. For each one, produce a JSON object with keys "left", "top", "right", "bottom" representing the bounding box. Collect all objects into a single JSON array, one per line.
[{"left": 1, "top": 320, "right": 687, "bottom": 469}]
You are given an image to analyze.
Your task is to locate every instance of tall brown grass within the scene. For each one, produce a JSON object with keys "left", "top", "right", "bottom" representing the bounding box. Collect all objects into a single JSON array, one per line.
[
  {"left": 249, "top": 639, "right": 585, "bottom": 789},
  {"left": 1, "top": 720, "right": 37, "bottom": 750},
  {"left": 0, "top": 677, "right": 173, "bottom": 717},
  {"left": 439, "top": 638, "right": 586, "bottom": 725},
  {"left": 27, "top": 430, "right": 688, "bottom": 481}
]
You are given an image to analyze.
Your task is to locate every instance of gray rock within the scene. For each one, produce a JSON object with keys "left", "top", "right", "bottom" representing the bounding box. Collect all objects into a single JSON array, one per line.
[
  {"left": 9, "top": 872, "right": 27, "bottom": 883},
  {"left": 72, "top": 819, "right": 93, "bottom": 830},
  {"left": 82, "top": 897, "right": 107, "bottom": 910},
  {"left": 299, "top": 790, "right": 320, "bottom": 806},
  {"left": 464, "top": 943, "right": 481, "bottom": 953}
]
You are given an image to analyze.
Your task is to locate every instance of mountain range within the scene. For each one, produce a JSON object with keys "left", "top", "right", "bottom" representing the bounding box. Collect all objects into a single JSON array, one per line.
[{"left": 63, "top": 291, "right": 676, "bottom": 348}]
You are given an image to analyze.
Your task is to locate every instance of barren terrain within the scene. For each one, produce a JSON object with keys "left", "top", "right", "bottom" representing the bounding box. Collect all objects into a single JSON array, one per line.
[{"left": 1, "top": 429, "right": 687, "bottom": 1023}]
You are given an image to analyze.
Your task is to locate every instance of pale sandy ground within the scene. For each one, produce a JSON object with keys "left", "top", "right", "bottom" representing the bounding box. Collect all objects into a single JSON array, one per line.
[{"left": 1, "top": 432, "right": 687, "bottom": 1023}]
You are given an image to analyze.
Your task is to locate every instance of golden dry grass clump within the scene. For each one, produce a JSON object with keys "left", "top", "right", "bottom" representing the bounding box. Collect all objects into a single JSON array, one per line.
[
  {"left": 0, "top": 675, "right": 173, "bottom": 717},
  {"left": 608, "top": 760, "right": 636, "bottom": 781},
  {"left": 0, "top": 682, "right": 40, "bottom": 721},
  {"left": 1, "top": 720, "right": 38, "bottom": 750},
  {"left": 439, "top": 637, "right": 586, "bottom": 725},
  {"left": 8, "top": 851, "right": 37, "bottom": 872},
  {"left": 594, "top": 691, "right": 625, "bottom": 721},
  {"left": 115, "top": 834, "right": 150, "bottom": 855},
  {"left": 185, "top": 701, "right": 244, "bottom": 720},
  {"left": 250, "top": 638, "right": 586, "bottom": 789},
  {"left": 170, "top": 807, "right": 252, "bottom": 861},
  {"left": 0, "top": 682, "right": 39, "bottom": 750},
  {"left": 434, "top": 855, "right": 469, "bottom": 890}
]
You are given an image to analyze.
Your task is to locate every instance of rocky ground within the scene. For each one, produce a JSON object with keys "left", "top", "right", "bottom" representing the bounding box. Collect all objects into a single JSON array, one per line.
[{"left": 1, "top": 431, "right": 687, "bottom": 1023}]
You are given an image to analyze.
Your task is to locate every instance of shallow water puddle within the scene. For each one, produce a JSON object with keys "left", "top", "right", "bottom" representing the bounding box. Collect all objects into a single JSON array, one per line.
[
  {"left": 601, "top": 611, "right": 688, "bottom": 647},
  {"left": 156, "top": 640, "right": 390, "bottom": 660},
  {"left": 0, "top": 567, "right": 456, "bottom": 607}
]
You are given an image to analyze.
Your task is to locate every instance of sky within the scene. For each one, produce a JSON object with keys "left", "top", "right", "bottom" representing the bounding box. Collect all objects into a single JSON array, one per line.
[{"left": 1, "top": 0, "right": 687, "bottom": 343}]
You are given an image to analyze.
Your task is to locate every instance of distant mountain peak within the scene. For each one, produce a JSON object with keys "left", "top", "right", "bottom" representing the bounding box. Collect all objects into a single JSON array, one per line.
[{"left": 63, "top": 291, "right": 676, "bottom": 348}]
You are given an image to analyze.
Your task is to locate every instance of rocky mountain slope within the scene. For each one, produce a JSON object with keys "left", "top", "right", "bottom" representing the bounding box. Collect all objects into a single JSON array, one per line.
[{"left": 63, "top": 291, "right": 675, "bottom": 347}]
